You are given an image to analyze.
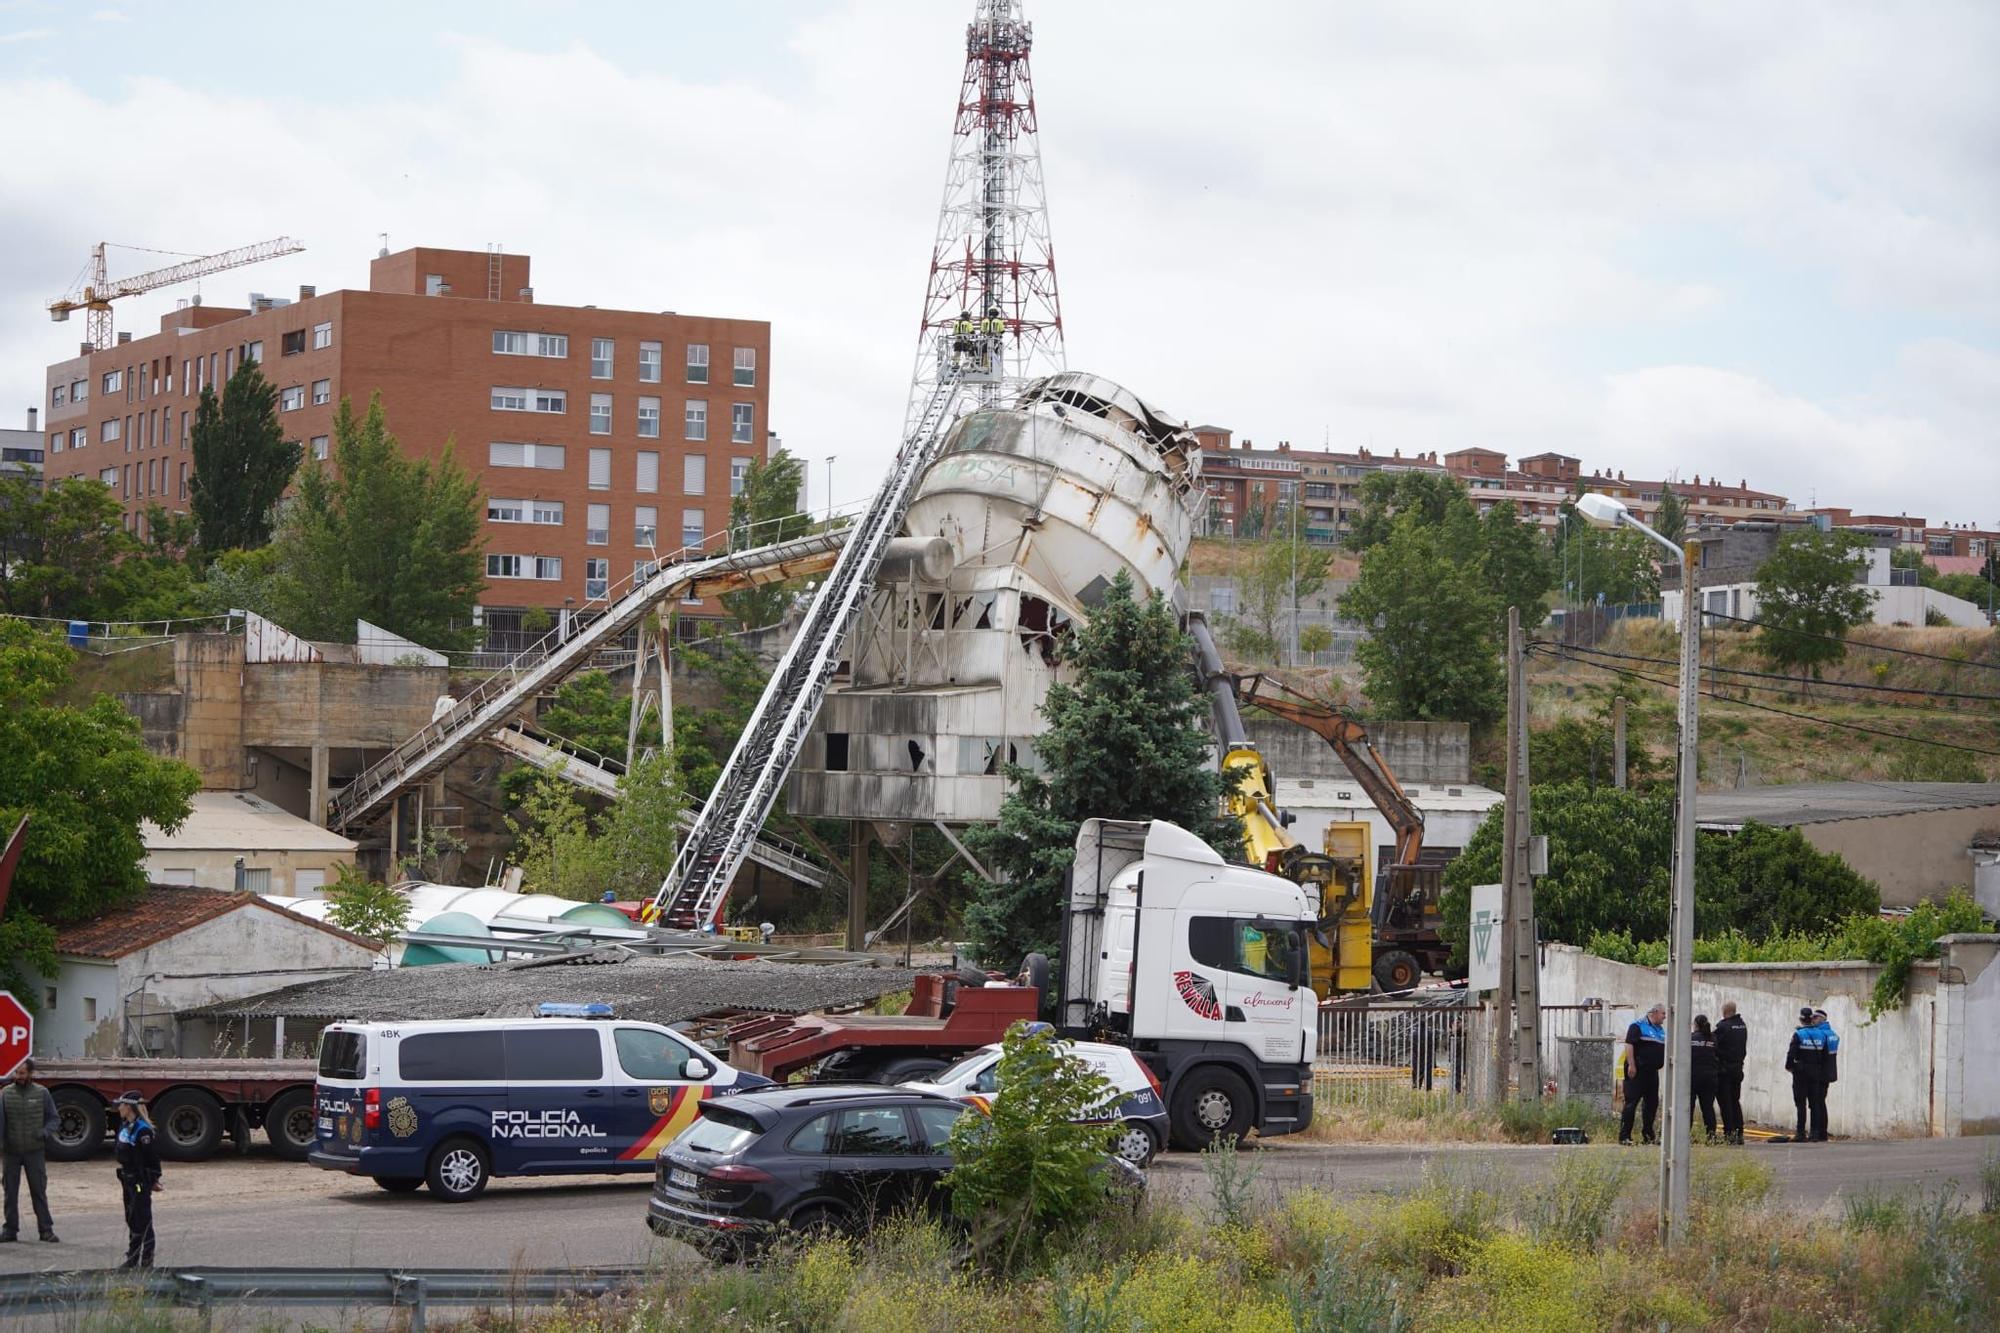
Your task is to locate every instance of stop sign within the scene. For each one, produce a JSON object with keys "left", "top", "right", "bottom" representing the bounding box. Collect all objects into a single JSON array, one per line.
[{"left": 0, "top": 991, "right": 31, "bottom": 1077}]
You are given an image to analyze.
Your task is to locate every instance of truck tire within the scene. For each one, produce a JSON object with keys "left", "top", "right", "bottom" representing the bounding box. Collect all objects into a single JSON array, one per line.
[
  {"left": 1168, "top": 1067, "right": 1254, "bottom": 1152},
  {"left": 1373, "top": 949, "right": 1423, "bottom": 994},
  {"left": 1020, "top": 952, "right": 1051, "bottom": 1018},
  {"left": 426, "top": 1137, "right": 491, "bottom": 1202},
  {"left": 153, "top": 1089, "right": 226, "bottom": 1161},
  {"left": 263, "top": 1089, "right": 316, "bottom": 1160},
  {"left": 875, "top": 1057, "right": 950, "bottom": 1085},
  {"left": 47, "top": 1088, "right": 106, "bottom": 1161}
]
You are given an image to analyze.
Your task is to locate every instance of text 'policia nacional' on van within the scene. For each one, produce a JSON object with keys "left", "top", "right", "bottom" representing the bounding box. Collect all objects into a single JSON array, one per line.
[{"left": 308, "top": 1005, "right": 773, "bottom": 1201}]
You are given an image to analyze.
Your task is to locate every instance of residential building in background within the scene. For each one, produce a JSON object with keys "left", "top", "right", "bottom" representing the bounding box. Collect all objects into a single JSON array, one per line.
[
  {"left": 1196, "top": 428, "right": 1446, "bottom": 542},
  {"left": 1660, "top": 519, "right": 1987, "bottom": 628},
  {"left": 1439, "top": 449, "right": 1788, "bottom": 530},
  {"left": 1, "top": 406, "right": 45, "bottom": 486},
  {"left": 40, "top": 245, "right": 772, "bottom": 646}
]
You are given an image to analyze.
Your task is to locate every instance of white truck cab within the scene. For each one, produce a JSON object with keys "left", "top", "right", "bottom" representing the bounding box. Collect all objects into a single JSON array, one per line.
[{"left": 1059, "top": 819, "right": 1316, "bottom": 1150}]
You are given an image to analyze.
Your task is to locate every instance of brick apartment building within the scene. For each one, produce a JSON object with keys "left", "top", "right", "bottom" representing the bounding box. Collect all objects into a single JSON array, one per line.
[
  {"left": 1439, "top": 449, "right": 1789, "bottom": 532},
  {"left": 40, "top": 245, "right": 772, "bottom": 644}
]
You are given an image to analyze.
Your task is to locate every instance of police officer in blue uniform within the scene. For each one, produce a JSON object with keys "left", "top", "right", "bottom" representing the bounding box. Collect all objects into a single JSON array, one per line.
[
  {"left": 111, "top": 1092, "right": 162, "bottom": 1268},
  {"left": 1783, "top": 1007, "right": 1830, "bottom": 1142},
  {"left": 1618, "top": 1003, "right": 1667, "bottom": 1145},
  {"left": 1812, "top": 1008, "right": 1839, "bottom": 1140}
]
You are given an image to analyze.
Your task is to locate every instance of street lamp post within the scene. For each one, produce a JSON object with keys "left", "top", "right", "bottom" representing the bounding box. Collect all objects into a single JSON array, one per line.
[
  {"left": 824, "top": 455, "right": 837, "bottom": 527},
  {"left": 1576, "top": 492, "right": 1698, "bottom": 1248}
]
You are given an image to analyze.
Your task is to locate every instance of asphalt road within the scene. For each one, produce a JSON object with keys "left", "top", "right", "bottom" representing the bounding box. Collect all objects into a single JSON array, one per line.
[{"left": 3, "top": 1135, "right": 1993, "bottom": 1275}]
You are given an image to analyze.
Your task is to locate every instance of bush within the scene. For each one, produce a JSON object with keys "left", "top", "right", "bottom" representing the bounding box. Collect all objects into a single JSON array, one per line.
[
  {"left": 321, "top": 864, "right": 408, "bottom": 941},
  {"left": 1515, "top": 1152, "right": 1635, "bottom": 1250},
  {"left": 1494, "top": 1096, "right": 1614, "bottom": 1144}
]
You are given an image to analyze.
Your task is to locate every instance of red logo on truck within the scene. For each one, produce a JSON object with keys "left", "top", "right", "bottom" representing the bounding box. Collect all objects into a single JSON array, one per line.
[{"left": 1174, "top": 971, "right": 1221, "bottom": 1021}]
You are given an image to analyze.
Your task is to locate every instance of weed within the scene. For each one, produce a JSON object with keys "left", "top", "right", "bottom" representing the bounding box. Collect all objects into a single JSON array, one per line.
[
  {"left": 1692, "top": 1148, "right": 1775, "bottom": 1225},
  {"left": 1515, "top": 1150, "right": 1635, "bottom": 1249},
  {"left": 1981, "top": 1147, "right": 2000, "bottom": 1215},
  {"left": 1421, "top": 1233, "right": 1596, "bottom": 1333},
  {"left": 1198, "top": 1132, "right": 1267, "bottom": 1228},
  {"left": 1840, "top": 1185, "right": 1912, "bottom": 1235},
  {"left": 1494, "top": 1095, "right": 1615, "bottom": 1144},
  {"left": 1284, "top": 1248, "right": 1412, "bottom": 1333}
]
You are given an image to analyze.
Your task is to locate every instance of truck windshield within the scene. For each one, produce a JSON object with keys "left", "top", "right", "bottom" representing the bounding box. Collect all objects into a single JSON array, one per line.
[{"left": 318, "top": 1031, "right": 367, "bottom": 1080}]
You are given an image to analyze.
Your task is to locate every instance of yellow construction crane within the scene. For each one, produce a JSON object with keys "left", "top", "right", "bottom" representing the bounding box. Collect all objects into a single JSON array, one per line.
[{"left": 48, "top": 237, "right": 306, "bottom": 350}]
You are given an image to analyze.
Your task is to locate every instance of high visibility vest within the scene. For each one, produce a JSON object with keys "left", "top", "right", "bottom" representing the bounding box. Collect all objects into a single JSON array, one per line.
[
  {"left": 954, "top": 319, "right": 975, "bottom": 335},
  {"left": 983, "top": 317, "right": 1005, "bottom": 334}
]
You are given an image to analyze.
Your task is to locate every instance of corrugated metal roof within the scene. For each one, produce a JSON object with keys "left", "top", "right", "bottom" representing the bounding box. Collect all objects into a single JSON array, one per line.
[
  {"left": 142, "top": 792, "right": 357, "bottom": 854},
  {"left": 1696, "top": 782, "right": 2000, "bottom": 829}
]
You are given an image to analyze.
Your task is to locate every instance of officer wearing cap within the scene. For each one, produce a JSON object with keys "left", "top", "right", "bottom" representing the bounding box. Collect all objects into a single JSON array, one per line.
[
  {"left": 1811, "top": 1008, "right": 1839, "bottom": 1140},
  {"left": 1783, "top": 1007, "right": 1830, "bottom": 1143},
  {"left": 111, "top": 1091, "right": 162, "bottom": 1268}
]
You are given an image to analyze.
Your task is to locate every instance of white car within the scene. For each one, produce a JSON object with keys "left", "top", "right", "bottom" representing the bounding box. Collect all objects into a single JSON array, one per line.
[{"left": 900, "top": 1039, "right": 1168, "bottom": 1166}]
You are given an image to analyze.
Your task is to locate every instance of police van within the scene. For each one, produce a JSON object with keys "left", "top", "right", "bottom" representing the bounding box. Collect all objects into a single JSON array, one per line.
[{"left": 308, "top": 1004, "right": 773, "bottom": 1201}]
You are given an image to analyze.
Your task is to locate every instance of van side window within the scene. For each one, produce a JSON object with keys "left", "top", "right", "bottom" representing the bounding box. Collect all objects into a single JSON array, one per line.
[
  {"left": 503, "top": 1027, "right": 604, "bottom": 1081},
  {"left": 614, "top": 1027, "right": 693, "bottom": 1081},
  {"left": 972, "top": 1063, "right": 999, "bottom": 1094},
  {"left": 399, "top": 1031, "right": 504, "bottom": 1082}
]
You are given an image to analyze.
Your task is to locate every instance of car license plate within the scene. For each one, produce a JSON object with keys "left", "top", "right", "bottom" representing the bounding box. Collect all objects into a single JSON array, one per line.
[
  {"left": 318, "top": 1117, "right": 333, "bottom": 1133},
  {"left": 669, "top": 1167, "right": 699, "bottom": 1190}
]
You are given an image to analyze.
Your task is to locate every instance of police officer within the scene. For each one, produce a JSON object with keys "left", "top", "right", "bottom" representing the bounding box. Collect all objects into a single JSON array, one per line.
[
  {"left": 1618, "top": 1003, "right": 1667, "bottom": 1145},
  {"left": 111, "top": 1092, "right": 162, "bottom": 1269},
  {"left": 1811, "top": 1008, "right": 1839, "bottom": 1141},
  {"left": 1714, "top": 1001, "right": 1748, "bottom": 1145},
  {"left": 1690, "top": 1015, "right": 1720, "bottom": 1143},
  {"left": 1783, "top": 1007, "right": 1828, "bottom": 1143}
]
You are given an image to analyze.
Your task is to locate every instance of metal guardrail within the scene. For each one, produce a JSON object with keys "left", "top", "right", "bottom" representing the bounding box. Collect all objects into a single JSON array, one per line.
[{"left": 0, "top": 1266, "right": 648, "bottom": 1329}]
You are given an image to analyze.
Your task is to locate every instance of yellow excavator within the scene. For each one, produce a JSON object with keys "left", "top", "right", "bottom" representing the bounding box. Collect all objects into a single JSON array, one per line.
[{"left": 1188, "top": 615, "right": 1447, "bottom": 996}]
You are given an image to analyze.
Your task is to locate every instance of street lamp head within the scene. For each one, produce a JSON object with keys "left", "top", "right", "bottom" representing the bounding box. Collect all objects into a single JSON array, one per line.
[{"left": 1574, "top": 492, "right": 1630, "bottom": 530}]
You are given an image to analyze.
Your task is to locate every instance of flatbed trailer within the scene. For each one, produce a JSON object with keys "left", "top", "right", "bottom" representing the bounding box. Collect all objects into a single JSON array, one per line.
[
  {"left": 726, "top": 973, "right": 1038, "bottom": 1083},
  {"left": 38, "top": 1058, "right": 319, "bottom": 1163}
]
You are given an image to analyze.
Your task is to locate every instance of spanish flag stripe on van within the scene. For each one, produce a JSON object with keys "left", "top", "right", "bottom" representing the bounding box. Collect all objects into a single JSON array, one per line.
[{"left": 619, "top": 1086, "right": 707, "bottom": 1161}]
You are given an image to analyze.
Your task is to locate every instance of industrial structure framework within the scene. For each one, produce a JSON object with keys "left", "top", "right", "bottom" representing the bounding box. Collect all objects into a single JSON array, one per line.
[
  {"left": 909, "top": 0, "right": 1064, "bottom": 429},
  {"left": 47, "top": 237, "right": 304, "bottom": 350}
]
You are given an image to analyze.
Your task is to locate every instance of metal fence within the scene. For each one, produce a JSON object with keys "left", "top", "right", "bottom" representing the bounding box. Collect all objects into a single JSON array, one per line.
[{"left": 1314, "top": 998, "right": 1611, "bottom": 1110}]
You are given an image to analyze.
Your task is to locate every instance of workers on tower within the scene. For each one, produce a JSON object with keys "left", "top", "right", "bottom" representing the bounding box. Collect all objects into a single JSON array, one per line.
[
  {"left": 952, "top": 309, "right": 977, "bottom": 363},
  {"left": 982, "top": 307, "right": 1006, "bottom": 338}
]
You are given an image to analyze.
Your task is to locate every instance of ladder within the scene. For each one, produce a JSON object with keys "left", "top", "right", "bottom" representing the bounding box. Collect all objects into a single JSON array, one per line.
[
  {"left": 325, "top": 528, "right": 848, "bottom": 831},
  {"left": 647, "top": 365, "right": 970, "bottom": 927}
]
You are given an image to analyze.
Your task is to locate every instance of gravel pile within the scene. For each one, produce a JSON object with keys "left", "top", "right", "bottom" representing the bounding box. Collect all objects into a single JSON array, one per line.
[{"left": 187, "top": 953, "right": 923, "bottom": 1027}]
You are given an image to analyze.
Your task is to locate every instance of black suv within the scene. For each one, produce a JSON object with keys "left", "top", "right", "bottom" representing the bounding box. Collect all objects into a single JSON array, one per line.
[{"left": 647, "top": 1084, "right": 1144, "bottom": 1256}]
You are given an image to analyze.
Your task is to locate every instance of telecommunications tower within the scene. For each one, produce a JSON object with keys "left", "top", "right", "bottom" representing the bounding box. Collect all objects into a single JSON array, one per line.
[{"left": 908, "top": 0, "right": 1065, "bottom": 428}]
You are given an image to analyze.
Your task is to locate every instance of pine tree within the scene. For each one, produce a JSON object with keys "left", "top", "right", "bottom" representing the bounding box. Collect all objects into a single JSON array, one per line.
[
  {"left": 189, "top": 359, "right": 300, "bottom": 555},
  {"left": 962, "top": 570, "right": 1241, "bottom": 967},
  {"left": 1654, "top": 483, "right": 1687, "bottom": 547}
]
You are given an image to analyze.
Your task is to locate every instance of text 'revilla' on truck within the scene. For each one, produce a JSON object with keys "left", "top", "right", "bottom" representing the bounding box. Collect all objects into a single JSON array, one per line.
[{"left": 1055, "top": 819, "right": 1316, "bottom": 1151}]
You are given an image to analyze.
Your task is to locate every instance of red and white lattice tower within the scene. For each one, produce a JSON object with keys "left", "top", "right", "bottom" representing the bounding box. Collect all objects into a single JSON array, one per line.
[{"left": 908, "top": 0, "right": 1065, "bottom": 428}]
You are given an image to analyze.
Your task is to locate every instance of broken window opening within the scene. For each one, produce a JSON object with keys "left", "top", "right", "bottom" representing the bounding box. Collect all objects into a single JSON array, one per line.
[
  {"left": 953, "top": 590, "right": 998, "bottom": 630},
  {"left": 1017, "top": 596, "right": 1073, "bottom": 668},
  {"left": 906, "top": 740, "right": 928, "bottom": 774}
]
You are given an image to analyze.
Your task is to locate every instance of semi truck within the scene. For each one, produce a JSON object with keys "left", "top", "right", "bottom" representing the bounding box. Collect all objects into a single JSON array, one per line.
[{"left": 34, "top": 1059, "right": 319, "bottom": 1163}]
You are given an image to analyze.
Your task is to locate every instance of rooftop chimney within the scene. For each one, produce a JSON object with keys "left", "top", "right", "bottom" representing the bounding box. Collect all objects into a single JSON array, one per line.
[
  {"left": 79, "top": 342, "right": 92, "bottom": 356},
  {"left": 27, "top": 407, "right": 38, "bottom": 431},
  {"left": 298, "top": 284, "right": 316, "bottom": 300},
  {"left": 117, "top": 332, "right": 131, "bottom": 345}
]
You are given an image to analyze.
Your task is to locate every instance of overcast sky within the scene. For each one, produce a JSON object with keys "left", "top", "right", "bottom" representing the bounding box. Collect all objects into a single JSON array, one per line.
[{"left": 2, "top": 1, "right": 1994, "bottom": 523}]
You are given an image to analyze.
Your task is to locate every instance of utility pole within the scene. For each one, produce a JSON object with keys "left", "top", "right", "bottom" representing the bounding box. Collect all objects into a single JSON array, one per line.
[
  {"left": 1612, "top": 695, "right": 1627, "bottom": 789},
  {"left": 1494, "top": 606, "right": 1522, "bottom": 1101},
  {"left": 1509, "top": 609, "right": 1541, "bottom": 1099}
]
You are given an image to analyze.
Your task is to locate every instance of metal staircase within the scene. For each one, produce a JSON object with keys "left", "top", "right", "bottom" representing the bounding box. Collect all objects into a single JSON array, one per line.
[
  {"left": 647, "top": 364, "right": 972, "bottom": 928},
  {"left": 325, "top": 529, "right": 848, "bottom": 831},
  {"left": 487, "top": 723, "right": 829, "bottom": 887}
]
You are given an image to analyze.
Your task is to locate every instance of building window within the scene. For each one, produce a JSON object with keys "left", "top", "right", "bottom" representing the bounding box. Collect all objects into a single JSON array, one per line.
[
  {"left": 487, "top": 498, "right": 527, "bottom": 523},
  {"left": 683, "top": 454, "right": 706, "bottom": 495},
  {"left": 636, "top": 451, "right": 660, "bottom": 493},
  {"left": 531, "top": 499, "right": 563, "bottom": 525},
  {"left": 72, "top": 428, "right": 87, "bottom": 449},
  {"left": 103, "top": 369, "right": 122, "bottom": 394},
  {"left": 637, "top": 396, "right": 660, "bottom": 438},
  {"left": 733, "top": 347, "right": 756, "bottom": 386},
  {"left": 310, "top": 435, "right": 329, "bottom": 460},
  {"left": 589, "top": 393, "right": 612, "bottom": 435},
  {"left": 487, "top": 441, "right": 565, "bottom": 470},
  {"left": 639, "top": 341, "right": 662, "bottom": 383},
  {"left": 490, "top": 387, "right": 566, "bottom": 413},
  {"left": 635, "top": 506, "right": 658, "bottom": 547},
  {"left": 587, "top": 503, "right": 610, "bottom": 545},
  {"left": 685, "top": 400, "right": 707, "bottom": 441},
  {"left": 588, "top": 448, "right": 611, "bottom": 490},
  {"left": 585, "top": 558, "right": 609, "bottom": 600},
  {"left": 71, "top": 378, "right": 87, "bottom": 403},
  {"left": 282, "top": 329, "right": 306, "bottom": 356},
  {"left": 492, "top": 331, "right": 568, "bottom": 358},
  {"left": 634, "top": 559, "right": 660, "bottom": 581},
  {"left": 486, "top": 554, "right": 562, "bottom": 580},
  {"left": 102, "top": 418, "right": 121, "bottom": 442},
  {"left": 99, "top": 467, "right": 118, "bottom": 486},
  {"left": 51, "top": 383, "right": 65, "bottom": 407},
  {"left": 311, "top": 379, "right": 331, "bottom": 405},
  {"left": 281, "top": 386, "right": 306, "bottom": 411},
  {"left": 50, "top": 432, "right": 62, "bottom": 453},
  {"left": 730, "top": 457, "right": 753, "bottom": 496},
  {"left": 681, "top": 508, "right": 706, "bottom": 548},
  {"left": 686, "top": 344, "right": 709, "bottom": 384},
  {"left": 426, "top": 273, "right": 446, "bottom": 296},
  {"left": 731, "top": 403, "right": 754, "bottom": 444},
  {"left": 246, "top": 340, "right": 263, "bottom": 363},
  {"left": 312, "top": 321, "right": 332, "bottom": 349},
  {"left": 591, "top": 338, "right": 613, "bottom": 379}
]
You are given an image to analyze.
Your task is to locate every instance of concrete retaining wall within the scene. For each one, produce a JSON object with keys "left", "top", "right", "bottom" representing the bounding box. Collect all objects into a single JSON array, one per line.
[{"left": 1243, "top": 718, "right": 1470, "bottom": 785}]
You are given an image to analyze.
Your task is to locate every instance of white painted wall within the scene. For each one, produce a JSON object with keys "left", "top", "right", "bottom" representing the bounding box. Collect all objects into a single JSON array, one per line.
[
  {"left": 1276, "top": 779, "right": 1502, "bottom": 862},
  {"left": 28, "top": 960, "right": 121, "bottom": 1059},
  {"left": 1664, "top": 582, "right": 1987, "bottom": 628}
]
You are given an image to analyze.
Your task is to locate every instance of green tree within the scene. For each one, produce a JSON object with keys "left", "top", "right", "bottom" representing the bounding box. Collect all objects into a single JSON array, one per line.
[
  {"left": 1233, "top": 508, "right": 1333, "bottom": 663},
  {"left": 1340, "top": 514, "right": 1505, "bottom": 723},
  {"left": 721, "top": 449, "right": 811, "bottom": 629},
  {"left": 322, "top": 864, "right": 409, "bottom": 942},
  {"left": 1654, "top": 484, "right": 1687, "bottom": 548},
  {"left": 0, "top": 476, "right": 135, "bottom": 618},
  {"left": 0, "top": 620, "right": 200, "bottom": 1003},
  {"left": 944, "top": 1022, "right": 1119, "bottom": 1271},
  {"left": 1556, "top": 518, "right": 1660, "bottom": 605},
  {"left": 537, "top": 670, "right": 636, "bottom": 758},
  {"left": 1478, "top": 501, "right": 1555, "bottom": 633},
  {"left": 504, "top": 769, "right": 615, "bottom": 900},
  {"left": 1346, "top": 471, "right": 1473, "bottom": 553},
  {"left": 1297, "top": 623, "right": 1334, "bottom": 657},
  {"left": 597, "top": 752, "right": 687, "bottom": 900},
  {"left": 1529, "top": 695, "right": 1668, "bottom": 790},
  {"left": 1754, "top": 528, "right": 1873, "bottom": 679},
  {"left": 267, "top": 394, "right": 485, "bottom": 650},
  {"left": 963, "top": 570, "right": 1241, "bottom": 967},
  {"left": 188, "top": 359, "right": 300, "bottom": 556}
]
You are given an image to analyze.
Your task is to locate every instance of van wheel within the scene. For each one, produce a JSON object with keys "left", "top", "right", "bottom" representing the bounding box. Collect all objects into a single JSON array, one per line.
[
  {"left": 876, "top": 1057, "right": 949, "bottom": 1085},
  {"left": 264, "top": 1089, "right": 316, "bottom": 1160},
  {"left": 426, "top": 1138, "right": 490, "bottom": 1202},
  {"left": 1168, "top": 1068, "right": 1253, "bottom": 1152},
  {"left": 154, "top": 1089, "right": 226, "bottom": 1161},
  {"left": 375, "top": 1176, "right": 425, "bottom": 1193},
  {"left": 48, "top": 1089, "right": 106, "bottom": 1161},
  {"left": 1111, "top": 1119, "right": 1158, "bottom": 1167}
]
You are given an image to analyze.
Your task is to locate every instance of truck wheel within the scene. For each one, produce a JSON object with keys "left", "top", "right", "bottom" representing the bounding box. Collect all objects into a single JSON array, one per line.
[
  {"left": 47, "top": 1089, "right": 106, "bottom": 1161},
  {"left": 1168, "top": 1068, "right": 1254, "bottom": 1152},
  {"left": 1373, "top": 949, "right": 1423, "bottom": 994},
  {"left": 875, "top": 1057, "right": 949, "bottom": 1085},
  {"left": 1020, "top": 952, "right": 1051, "bottom": 1018},
  {"left": 153, "top": 1089, "right": 226, "bottom": 1161},
  {"left": 426, "top": 1137, "right": 491, "bottom": 1202},
  {"left": 264, "top": 1089, "right": 316, "bottom": 1160}
]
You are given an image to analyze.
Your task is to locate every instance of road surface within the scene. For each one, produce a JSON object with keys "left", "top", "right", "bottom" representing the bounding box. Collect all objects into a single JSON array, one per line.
[{"left": 3, "top": 1135, "right": 1992, "bottom": 1274}]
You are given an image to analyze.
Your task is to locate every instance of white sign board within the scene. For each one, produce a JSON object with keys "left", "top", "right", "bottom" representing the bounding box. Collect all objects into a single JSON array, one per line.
[{"left": 1467, "top": 883, "right": 1502, "bottom": 992}]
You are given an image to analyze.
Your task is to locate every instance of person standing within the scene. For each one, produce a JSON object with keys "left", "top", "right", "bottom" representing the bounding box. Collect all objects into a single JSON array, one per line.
[
  {"left": 1783, "top": 1007, "right": 1828, "bottom": 1143},
  {"left": 0, "top": 1059, "right": 59, "bottom": 1244},
  {"left": 1714, "top": 1001, "right": 1748, "bottom": 1145},
  {"left": 1810, "top": 1008, "right": 1838, "bottom": 1141},
  {"left": 1689, "top": 1015, "right": 1720, "bottom": 1143},
  {"left": 111, "top": 1092, "right": 162, "bottom": 1269},
  {"left": 1618, "top": 1003, "right": 1667, "bottom": 1145}
]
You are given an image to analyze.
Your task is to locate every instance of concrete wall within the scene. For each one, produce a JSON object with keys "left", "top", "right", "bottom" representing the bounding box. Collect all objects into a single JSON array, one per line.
[
  {"left": 176, "top": 633, "right": 250, "bottom": 789},
  {"left": 241, "top": 660, "right": 446, "bottom": 750},
  {"left": 1797, "top": 805, "right": 2000, "bottom": 906},
  {"left": 1540, "top": 941, "right": 2000, "bottom": 1138},
  {"left": 142, "top": 846, "right": 354, "bottom": 899},
  {"left": 1949, "top": 937, "right": 2000, "bottom": 1134},
  {"left": 1242, "top": 718, "right": 1470, "bottom": 785},
  {"left": 28, "top": 960, "right": 122, "bottom": 1059}
]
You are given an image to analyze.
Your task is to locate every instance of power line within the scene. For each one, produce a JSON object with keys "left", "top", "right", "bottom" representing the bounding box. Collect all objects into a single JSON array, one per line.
[
  {"left": 1536, "top": 646, "right": 2000, "bottom": 760},
  {"left": 1703, "top": 609, "right": 2000, "bottom": 675},
  {"left": 1544, "top": 639, "right": 2000, "bottom": 706}
]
